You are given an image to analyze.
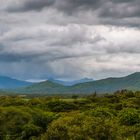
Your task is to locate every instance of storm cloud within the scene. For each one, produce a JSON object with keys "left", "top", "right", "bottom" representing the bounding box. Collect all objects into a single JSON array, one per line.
[{"left": 0, "top": 0, "right": 140, "bottom": 80}]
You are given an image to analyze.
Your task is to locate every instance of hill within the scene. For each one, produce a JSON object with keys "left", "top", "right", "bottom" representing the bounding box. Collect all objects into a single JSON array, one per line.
[
  {"left": 10, "top": 72, "right": 140, "bottom": 94},
  {"left": 13, "top": 80, "right": 68, "bottom": 94},
  {"left": 0, "top": 76, "right": 32, "bottom": 89},
  {"left": 49, "top": 78, "right": 93, "bottom": 86},
  {"left": 70, "top": 72, "right": 140, "bottom": 94}
]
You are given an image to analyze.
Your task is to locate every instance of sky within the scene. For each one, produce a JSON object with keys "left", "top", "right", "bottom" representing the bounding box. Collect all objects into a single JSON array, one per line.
[{"left": 0, "top": 0, "right": 140, "bottom": 81}]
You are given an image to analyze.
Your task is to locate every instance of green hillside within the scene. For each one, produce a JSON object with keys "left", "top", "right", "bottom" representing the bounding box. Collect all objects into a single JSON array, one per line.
[
  {"left": 71, "top": 72, "right": 140, "bottom": 93},
  {"left": 13, "top": 80, "right": 69, "bottom": 94},
  {"left": 13, "top": 72, "right": 140, "bottom": 95}
]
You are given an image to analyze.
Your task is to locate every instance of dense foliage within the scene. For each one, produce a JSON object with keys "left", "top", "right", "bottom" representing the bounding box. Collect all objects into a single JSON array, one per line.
[{"left": 0, "top": 90, "right": 140, "bottom": 140}]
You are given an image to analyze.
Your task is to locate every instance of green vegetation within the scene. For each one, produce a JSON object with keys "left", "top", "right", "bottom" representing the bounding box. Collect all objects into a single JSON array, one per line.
[{"left": 0, "top": 90, "right": 140, "bottom": 140}]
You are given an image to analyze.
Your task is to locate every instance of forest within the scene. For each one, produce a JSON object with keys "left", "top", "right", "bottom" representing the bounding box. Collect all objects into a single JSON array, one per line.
[{"left": 0, "top": 90, "right": 140, "bottom": 140}]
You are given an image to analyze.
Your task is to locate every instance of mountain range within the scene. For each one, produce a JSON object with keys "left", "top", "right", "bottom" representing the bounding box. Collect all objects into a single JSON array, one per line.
[
  {"left": 49, "top": 78, "right": 93, "bottom": 86},
  {"left": 0, "top": 76, "right": 32, "bottom": 89},
  {"left": 10, "top": 72, "right": 140, "bottom": 95},
  {"left": 0, "top": 76, "right": 93, "bottom": 89}
]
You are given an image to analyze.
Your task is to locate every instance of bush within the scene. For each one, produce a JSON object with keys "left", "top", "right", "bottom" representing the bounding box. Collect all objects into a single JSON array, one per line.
[
  {"left": 46, "top": 100, "right": 78, "bottom": 112},
  {"left": 118, "top": 108, "right": 140, "bottom": 126}
]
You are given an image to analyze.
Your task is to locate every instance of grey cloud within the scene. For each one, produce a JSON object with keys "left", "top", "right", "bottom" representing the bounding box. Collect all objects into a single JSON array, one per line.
[
  {"left": 6, "top": 0, "right": 101, "bottom": 12},
  {"left": 4, "top": 0, "right": 140, "bottom": 28},
  {"left": 99, "top": 1, "right": 140, "bottom": 18},
  {"left": 106, "top": 45, "right": 140, "bottom": 54},
  {"left": 0, "top": 23, "right": 140, "bottom": 61},
  {"left": 6, "top": 0, "right": 55, "bottom": 12},
  {"left": 0, "top": 0, "right": 140, "bottom": 80},
  {"left": 5, "top": 0, "right": 140, "bottom": 18}
]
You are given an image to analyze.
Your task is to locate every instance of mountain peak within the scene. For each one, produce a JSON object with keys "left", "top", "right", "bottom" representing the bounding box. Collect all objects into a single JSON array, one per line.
[
  {"left": 0, "top": 76, "right": 32, "bottom": 89},
  {"left": 48, "top": 77, "right": 94, "bottom": 86},
  {"left": 13, "top": 72, "right": 140, "bottom": 94},
  {"left": 125, "top": 72, "right": 140, "bottom": 78}
]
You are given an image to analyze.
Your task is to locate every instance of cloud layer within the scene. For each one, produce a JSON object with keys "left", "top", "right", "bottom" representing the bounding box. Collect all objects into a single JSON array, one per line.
[{"left": 0, "top": 0, "right": 140, "bottom": 80}]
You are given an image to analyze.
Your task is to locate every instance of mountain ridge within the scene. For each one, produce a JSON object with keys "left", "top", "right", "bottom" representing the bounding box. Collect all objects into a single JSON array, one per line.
[
  {"left": 48, "top": 78, "right": 94, "bottom": 86},
  {"left": 0, "top": 76, "right": 33, "bottom": 89},
  {"left": 11, "top": 72, "right": 140, "bottom": 94}
]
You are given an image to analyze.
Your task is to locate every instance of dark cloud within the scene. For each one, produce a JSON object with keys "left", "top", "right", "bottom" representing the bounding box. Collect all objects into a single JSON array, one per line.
[
  {"left": 0, "top": 0, "right": 140, "bottom": 80},
  {"left": 4, "top": 0, "right": 140, "bottom": 28},
  {"left": 6, "top": 0, "right": 55, "bottom": 12},
  {"left": 6, "top": 0, "right": 140, "bottom": 17},
  {"left": 6, "top": 0, "right": 100, "bottom": 12},
  {"left": 99, "top": 1, "right": 140, "bottom": 18}
]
